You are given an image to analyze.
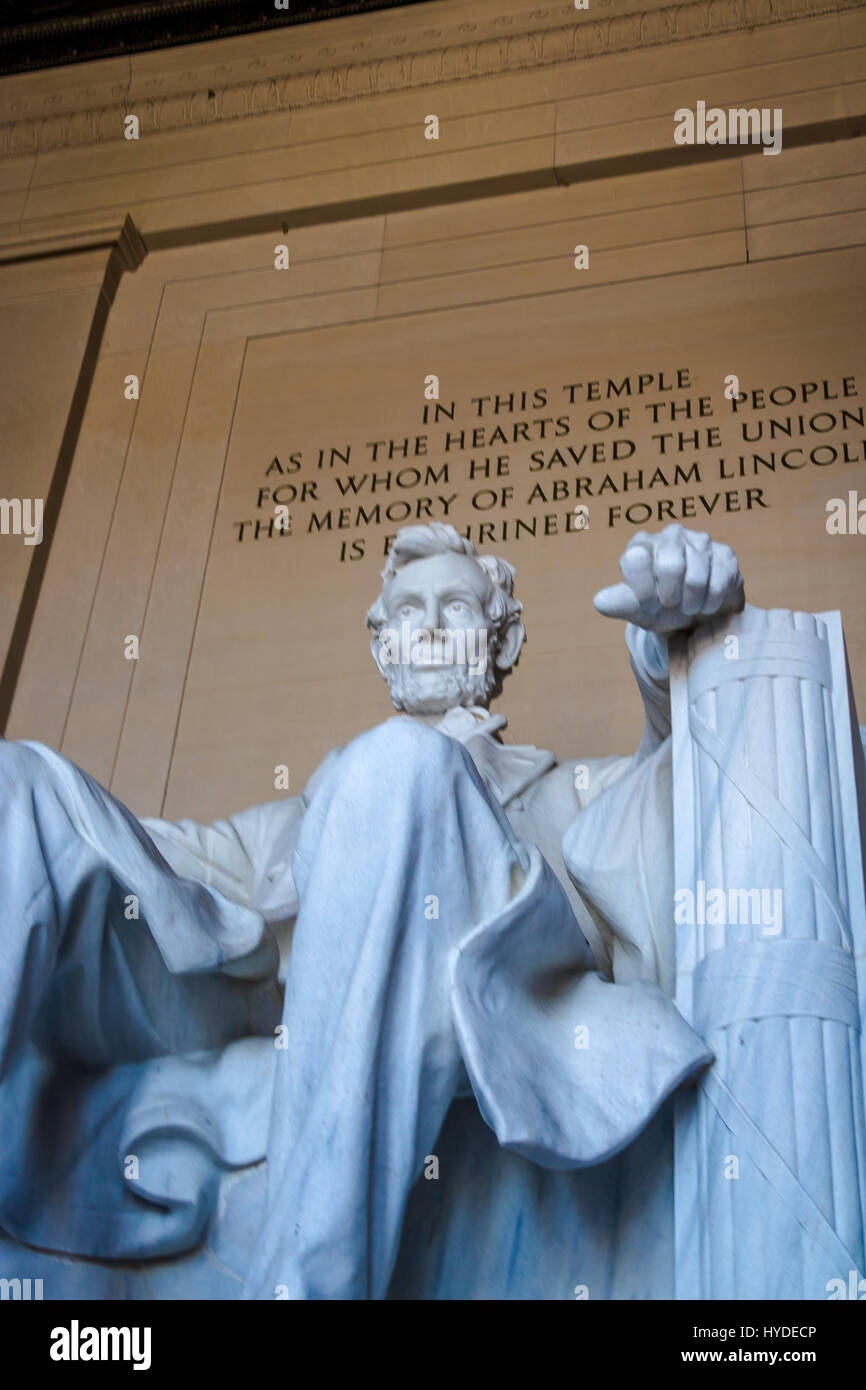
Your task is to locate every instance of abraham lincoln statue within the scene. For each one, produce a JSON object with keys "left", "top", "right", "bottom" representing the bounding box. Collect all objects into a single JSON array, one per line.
[{"left": 0, "top": 522, "right": 760, "bottom": 1299}]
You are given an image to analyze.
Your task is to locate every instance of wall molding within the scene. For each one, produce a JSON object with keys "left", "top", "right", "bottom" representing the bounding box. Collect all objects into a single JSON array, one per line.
[
  {"left": 0, "top": 213, "right": 147, "bottom": 265},
  {"left": 0, "top": 0, "right": 860, "bottom": 154}
]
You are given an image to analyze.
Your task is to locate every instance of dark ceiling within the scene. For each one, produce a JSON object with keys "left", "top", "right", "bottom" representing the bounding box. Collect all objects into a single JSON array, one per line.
[{"left": 0, "top": 0, "right": 436, "bottom": 77}]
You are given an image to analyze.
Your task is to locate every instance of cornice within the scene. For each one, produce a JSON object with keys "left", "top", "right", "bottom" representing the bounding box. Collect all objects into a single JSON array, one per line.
[
  {"left": 0, "top": 0, "right": 435, "bottom": 78},
  {"left": 0, "top": 0, "right": 860, "bottom": 154},
  {"left": 0, "top": 213, "right": 144, "bottom": 262}
]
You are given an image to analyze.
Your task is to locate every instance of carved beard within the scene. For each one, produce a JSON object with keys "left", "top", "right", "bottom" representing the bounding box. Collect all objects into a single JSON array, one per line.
[{"left": 385, "top": 657, "right": 497, "bottom": 715}]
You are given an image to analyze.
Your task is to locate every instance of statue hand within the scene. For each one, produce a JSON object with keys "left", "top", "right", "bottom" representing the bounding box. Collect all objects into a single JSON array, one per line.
[{"left": 593, "top": 523, "right": 745, "bottom": 635}]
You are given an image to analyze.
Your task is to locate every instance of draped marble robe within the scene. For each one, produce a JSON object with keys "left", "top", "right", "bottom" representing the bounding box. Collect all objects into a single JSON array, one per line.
[{"left": 0, "top": 626, "right": 709, "bottom": 1299}]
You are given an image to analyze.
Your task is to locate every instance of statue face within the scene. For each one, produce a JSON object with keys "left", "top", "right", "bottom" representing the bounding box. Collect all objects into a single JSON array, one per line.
[{"left": 376, "top": 552, "right": 496, "bottom": 714}]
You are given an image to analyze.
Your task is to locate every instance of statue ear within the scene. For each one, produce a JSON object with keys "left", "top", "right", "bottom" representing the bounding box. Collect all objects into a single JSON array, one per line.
[{"left": 494, "top": 615, "right": 526, "bottom": 672}]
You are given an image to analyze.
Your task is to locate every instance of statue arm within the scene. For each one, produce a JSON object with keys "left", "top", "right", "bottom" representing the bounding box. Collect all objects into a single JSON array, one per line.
[
  {"left": 625, "top": 622, "right": 671, "bottom": 761},
  {"left": 140, "top": 810, "right": 256, "bottom": 901},
  {"left": 593, "top": 524, "right": 745, "bottom": 761},
  {"left": 140, "top": 750, "right": 340, "bottom": 979},
  {"left": 140, "top": 800, "right": 305, "bottom": 982},
  {"left": 140, "top": 798, "right": 305, "bottom": 923}
]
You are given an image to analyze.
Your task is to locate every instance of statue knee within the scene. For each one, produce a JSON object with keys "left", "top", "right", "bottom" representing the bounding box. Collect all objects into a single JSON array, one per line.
[{"left": 345, "top": 717, "right": 463, "bottom": 775}]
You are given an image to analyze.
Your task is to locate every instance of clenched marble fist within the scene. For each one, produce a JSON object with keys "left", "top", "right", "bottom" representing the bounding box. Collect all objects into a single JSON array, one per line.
[{"left": 594, "top": 523, "right": 745, "bottom": 635}]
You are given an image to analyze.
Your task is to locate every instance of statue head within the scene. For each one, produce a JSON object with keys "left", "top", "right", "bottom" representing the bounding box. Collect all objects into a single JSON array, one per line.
[{"left": 365, "top": 523, "right": 526, "bottom": 715}]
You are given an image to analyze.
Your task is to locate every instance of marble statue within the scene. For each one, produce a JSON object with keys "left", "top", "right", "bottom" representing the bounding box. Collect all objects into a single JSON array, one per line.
[
  {"left": 0, "top": 522, "right": 863, "bottom": 1300},
  {"left": 667, "top": 604, "right": 866, "bottom": 1299}
]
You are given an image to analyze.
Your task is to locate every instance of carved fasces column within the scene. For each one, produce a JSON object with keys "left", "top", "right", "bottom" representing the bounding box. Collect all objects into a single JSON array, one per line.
[{"left": 669, "top": 605, "right": 866, "bottom": 1300}]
